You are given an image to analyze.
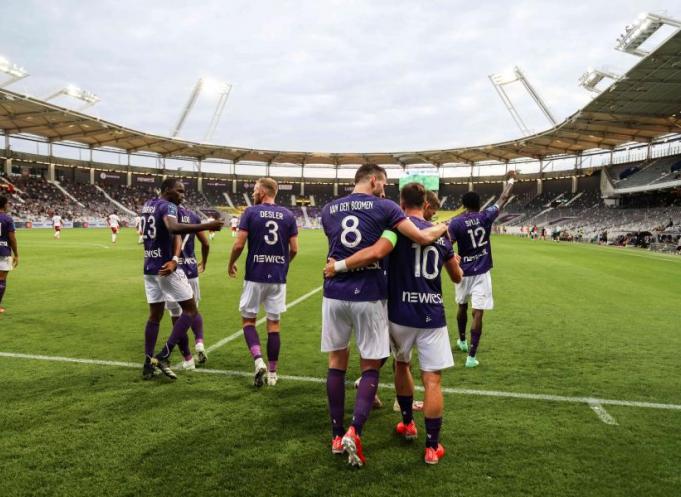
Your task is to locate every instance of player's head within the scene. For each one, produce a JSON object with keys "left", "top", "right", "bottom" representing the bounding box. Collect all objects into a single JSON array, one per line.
[
  {"left": 400, "top": 182, "right": 426, "bottom": 212},
  {"left": 0, "top": 195, "right": 8, "bottom": 211},
  {"left": 253, "top": 177, "right": 278, "bottom": 204},
  {"left": 462, "top": 191, "right": 481, "bottom": 212},
  {"left": 424, "top": 190, "right": 441, "bottom": 221},
  {"left": 354, "top": 163, "right": 388, "bottom": 197},
  {"left": 161, "top": 178, "right": 185, "bottom": 205}
]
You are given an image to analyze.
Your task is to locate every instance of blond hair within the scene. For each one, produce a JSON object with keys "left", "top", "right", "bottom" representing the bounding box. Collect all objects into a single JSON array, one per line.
[{"left": 257, "top": 177, "right": 278, "bottom": 198}]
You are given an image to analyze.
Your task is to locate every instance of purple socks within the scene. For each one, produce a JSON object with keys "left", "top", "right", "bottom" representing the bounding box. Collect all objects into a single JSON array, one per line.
[
  {"left": 157, "top": 313, "right": 194, "bottom": 360},
  {"left": 192, "top": 314, "right": 204, "bottom": 344},
  {"left": 243, "top": 325, "right": 261, "bottom": 359},
  {"left": 144, "top": 320, "right": 160, "bottom": 359},
  {"left": 0, "top": 280, "right": 6, "bottom": 305},
  {"left": 178, "top": 333, "right": 192, "bottom": 361},
  {"left": 267, "top": 332, "right": 280, "bottom": 372},
  {"left": 425, "top": 417, "right": 442, "bottom": 449},
  {"left": 351, "top": 368, "right": 379, "bottom": 436},
  {"left": 326, "top": 368, "right": 346, "bottom": 437},
  {"left": 397, "top": 395, "right": 414, "bottom": 424},
  {"left": 469, "top": 327, "right": 482, "bottom": 357}
]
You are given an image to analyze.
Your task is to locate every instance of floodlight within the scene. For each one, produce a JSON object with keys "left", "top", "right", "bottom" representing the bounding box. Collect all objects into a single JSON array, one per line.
[
  {"left": 171, "top": 77, "right": 233, "bottom": 142},
  {"left": 578, "top": 68, "right": 621, "bottom": 93},
  {"left": 615, "top": 12, "right": 681, "bottom": 56},
  {"left": 45, "top": 85, "right": 101, "bottom": 109},
  {"left": 490, "top": 69, "right": 520, "bottom": 86},
  {"left": 0, "top": 55, "right": 29, "bottom": 87},
  {"left": 488, "top": 65, "right": 557, "bottom": 136},
  {"left": 200, "top": 77, "right": 231, "bottom": 95}
]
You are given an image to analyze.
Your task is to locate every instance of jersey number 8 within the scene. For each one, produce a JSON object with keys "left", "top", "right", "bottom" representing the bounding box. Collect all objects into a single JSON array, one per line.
[{"left": 340, "top": 215, "right": 361, "bottom": 248}]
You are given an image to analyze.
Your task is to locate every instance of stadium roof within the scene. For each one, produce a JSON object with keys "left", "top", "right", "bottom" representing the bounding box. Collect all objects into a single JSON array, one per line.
[{"left": 1, "top": 28, "right": 681, "bottom": 167}]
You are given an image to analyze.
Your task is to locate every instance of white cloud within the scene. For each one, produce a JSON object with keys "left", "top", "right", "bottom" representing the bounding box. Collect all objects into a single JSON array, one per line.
[{"left": 1, "top": 0, "right": 678, "bottom": 153}]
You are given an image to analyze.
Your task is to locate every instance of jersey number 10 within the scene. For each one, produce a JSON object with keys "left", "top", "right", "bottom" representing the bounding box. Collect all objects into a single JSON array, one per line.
[{"left": 412, "top": 243, "right": 439, "bottom": 280}]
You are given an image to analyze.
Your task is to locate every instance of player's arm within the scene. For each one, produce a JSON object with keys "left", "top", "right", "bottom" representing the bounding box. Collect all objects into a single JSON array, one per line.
[
  {"left": 396, "top": 218, "right": 448, "bottom": 245},
  {"left": 197, "top": 230, "right": 210, "bottom": 273},
  {"left": 159, "top": 234, "right": 182, "bottom": 276},
  {"left": 8, "top": 231, "right": 18, "bottom": 268},
  {"left": 444, "top": 254, "right": 463, "bottom": 283},
  {"left": 495, "top": 170, "right": 518, "bottom": 210},
  {"left": 324, "top": 230, "right": 397, "bottom": 279},
  {"left": 164, "top": 215, "right": 223, "bottom": 235},
  {"left": 227, "top": 229, "right": 248, "bottom": 278},
  {"left": 289, "top": 235, "right": 299, "bottom": 263}
]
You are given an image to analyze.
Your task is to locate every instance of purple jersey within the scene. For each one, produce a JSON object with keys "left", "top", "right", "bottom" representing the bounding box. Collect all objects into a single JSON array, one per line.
[
  {"left": 141, "top": 198, "right": 178, "bottom": 275},
  {"left": 0, "top": 212, "right": 16, "bottom": 257},
  {"left": 178, "top": 207, "right": 201, "bottom": 279},
  {"left": 388, "top": 217, "right": 454, "bottom": 328},
  {"left": 322, "top": 193, "right": 406, "bottom": 302},
  {"left": 239, "top": 203, "right": 298, "bottom": 284},
  {"left": 448, "top": 205, "right": 499, "bottom": 276}
]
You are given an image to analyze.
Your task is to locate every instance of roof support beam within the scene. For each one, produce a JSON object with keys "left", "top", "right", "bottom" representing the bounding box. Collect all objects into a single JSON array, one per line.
[
  {"left": 127, "top": 140, "right": 168, "bottom": 153},
  {"left": 579, "top": 111, "right": 681, "bottom": 127},
  {"left": 54, "top": 128, "right": 114, "bottom": 141}
]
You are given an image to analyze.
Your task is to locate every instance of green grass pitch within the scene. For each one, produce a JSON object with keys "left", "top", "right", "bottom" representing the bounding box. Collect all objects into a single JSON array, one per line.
[{"left": 1, "top": 228, "right": 680, "bottom": 497}]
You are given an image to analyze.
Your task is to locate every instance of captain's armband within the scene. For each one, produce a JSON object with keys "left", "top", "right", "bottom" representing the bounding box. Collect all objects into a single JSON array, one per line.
[{"left": 380, "top": 230, "right": 398, "bottom": 247}]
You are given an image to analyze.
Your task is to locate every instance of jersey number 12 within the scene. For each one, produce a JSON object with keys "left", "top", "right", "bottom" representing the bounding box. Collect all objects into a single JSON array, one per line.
[{"left": 467, "top": 227, "right": 488, "bottom": 248}]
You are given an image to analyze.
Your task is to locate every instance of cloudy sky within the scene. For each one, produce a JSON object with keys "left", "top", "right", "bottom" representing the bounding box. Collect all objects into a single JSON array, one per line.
[{"left": 1, "top": 0, "right": 679, "bottom": 153}]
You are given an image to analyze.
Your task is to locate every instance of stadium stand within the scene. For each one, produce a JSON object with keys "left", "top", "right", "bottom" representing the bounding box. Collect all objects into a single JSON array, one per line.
[{"left": 0, "top": 25, "right": 680, "bottom": 251}]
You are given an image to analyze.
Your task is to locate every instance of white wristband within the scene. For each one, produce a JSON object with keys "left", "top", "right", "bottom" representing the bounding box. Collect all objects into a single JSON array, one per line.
[
  {"left": 334, "top": 259, "right": 348, "bottom": 273},
  {"left": 172, "top": 256, "right": 180, "bottom": 263},
  {"left": 507, "top": 178, "right": 515, "bottom": 185}
]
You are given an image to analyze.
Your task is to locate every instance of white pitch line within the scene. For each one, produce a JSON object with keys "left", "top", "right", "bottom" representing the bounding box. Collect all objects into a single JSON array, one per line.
[
  {"left": 2, "top": 351, "right": 681, "bottom": 415},
  {"left": 0, "top": 351, "right": 138, "bottom": 368},
  {"left": 588, "top": 401, "right": 619, "bottom": 425},
  {"left": 204, "top": 285, "right": 323, "bottom": 354}
]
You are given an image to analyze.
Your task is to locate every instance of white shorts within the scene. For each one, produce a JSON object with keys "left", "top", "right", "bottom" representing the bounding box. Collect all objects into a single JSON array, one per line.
[
  {"left": 144, "top": 271, "right": 193, "bottom": 304},
  {"left": 166, "top": 277, "right": 200, "bottom": 317},
  {"left": 455, "top": 272, "right": 494, "bottom": 310},
  {"left": 389, "top": 322, "right": 454, "bottom": 372},
  {"left": 0, "top": 256, "right": 13, "bottom": 271},
  {"left": 239, "top": 280, "right": 287, "bottom": 321},
  {"left": 321, "top": 298, "right": 390, "bottom": 360}
]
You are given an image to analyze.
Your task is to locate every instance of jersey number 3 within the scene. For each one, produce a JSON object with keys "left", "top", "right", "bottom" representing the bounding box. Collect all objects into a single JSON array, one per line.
[{"left": 264, "top": 220, "right": 279, "bottom": 245}]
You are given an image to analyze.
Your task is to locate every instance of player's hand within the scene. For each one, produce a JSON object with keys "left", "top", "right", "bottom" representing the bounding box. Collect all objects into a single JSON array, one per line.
[
  {"left": 228, "top": 264, "right": 238, "bottom": 278},
  {"left": 324, "top": 258, "right": 337, "bottom": 279},
  {"left": 506, "top": 169, "right": 518, "bottom": 181},
  {"left": 206, "top": 220, "right": 224, "bottom": 232},
  {"left": 12, "top": 256, "right": 18, "bottom": 269},
  {"left": 198, "top": 261, "right": 206, "bottom": 274},
  {"left": 436, "top": 222, "right": 449, "bottom": 238},
  {"left": 159, "top": 260, "right": 177, "bottom": 276}
]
